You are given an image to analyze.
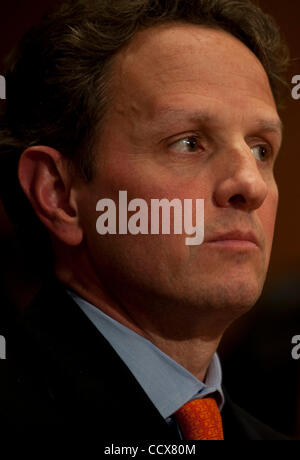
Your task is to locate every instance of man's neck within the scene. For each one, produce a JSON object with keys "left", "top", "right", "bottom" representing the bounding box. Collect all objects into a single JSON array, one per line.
[{"left": 57, "top": 269, "right": 225, "bottom": 382}]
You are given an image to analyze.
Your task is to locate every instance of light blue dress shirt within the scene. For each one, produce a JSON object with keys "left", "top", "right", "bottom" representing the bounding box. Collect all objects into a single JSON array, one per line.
[{"left": 67, "top": 289, "right": 224, "bottom": 423}]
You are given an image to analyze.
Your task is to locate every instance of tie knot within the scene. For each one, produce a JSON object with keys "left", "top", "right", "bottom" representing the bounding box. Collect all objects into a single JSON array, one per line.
[{"left": 174, "top": 397, "right": 224, "bottom": 440}]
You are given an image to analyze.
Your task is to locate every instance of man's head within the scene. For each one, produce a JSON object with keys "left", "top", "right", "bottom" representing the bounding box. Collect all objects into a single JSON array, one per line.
[{"left": 0, "top": 0, "right": 289, "bottom": 332}]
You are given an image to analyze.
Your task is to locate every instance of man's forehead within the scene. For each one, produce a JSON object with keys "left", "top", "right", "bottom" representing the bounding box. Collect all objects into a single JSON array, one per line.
[
  {"left": 115, "top": 23, "right": 266, "bottom": 78},
  {"left": 121, "top": 22, "right": 249, "bottom": 56},
  {"left": 113, "top": 23, "right": 275, "bottom": 111}
]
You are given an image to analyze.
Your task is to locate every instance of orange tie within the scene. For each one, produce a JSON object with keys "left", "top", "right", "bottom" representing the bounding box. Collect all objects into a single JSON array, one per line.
[{"left": 174, "top": 397, "right": 224, "bottom": 440}]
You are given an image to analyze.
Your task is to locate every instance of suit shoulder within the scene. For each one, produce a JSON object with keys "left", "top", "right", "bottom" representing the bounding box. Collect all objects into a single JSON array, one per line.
[{"left": 222, "top": 396, "right": 290, "bottom": 440}]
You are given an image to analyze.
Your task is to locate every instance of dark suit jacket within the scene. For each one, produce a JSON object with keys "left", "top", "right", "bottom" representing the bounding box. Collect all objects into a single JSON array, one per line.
[{"left": 0, "top": 279, "right": 288, "bottom": 440}]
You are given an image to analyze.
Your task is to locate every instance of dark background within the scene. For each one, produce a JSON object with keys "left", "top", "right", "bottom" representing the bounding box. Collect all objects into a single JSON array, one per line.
[{"left": 0, "top": 0, "right": 299, "bottom": 438}]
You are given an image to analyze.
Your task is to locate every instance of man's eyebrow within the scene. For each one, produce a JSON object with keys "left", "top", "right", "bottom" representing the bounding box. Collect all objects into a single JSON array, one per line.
[
  {"left": 154, "top": 108, "right": 283, "bottom": 136},
  {"left": 253, "top": 119, "right": 283, "bottom": 137}
]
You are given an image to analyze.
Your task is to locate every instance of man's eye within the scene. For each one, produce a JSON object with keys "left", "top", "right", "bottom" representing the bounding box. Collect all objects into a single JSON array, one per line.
[
  {"left": 251, "top": 145, "right": 270, "bottom": 162},
  {"left": 170, "top": 136, "right": 200, "bottom": 153}
]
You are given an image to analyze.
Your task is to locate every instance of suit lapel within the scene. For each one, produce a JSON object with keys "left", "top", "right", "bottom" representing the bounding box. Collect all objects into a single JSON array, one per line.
[{"left": 15, "top": 278, "right": 177, "bottom": 439}]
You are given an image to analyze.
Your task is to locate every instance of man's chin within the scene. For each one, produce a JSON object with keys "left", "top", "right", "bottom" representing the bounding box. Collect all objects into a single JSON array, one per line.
[
  {"left": 163, "top": 273, "right": 265, "bottom": 320},
  {"left": 190, "top": 278, "right": 264, "bottom": 318}
]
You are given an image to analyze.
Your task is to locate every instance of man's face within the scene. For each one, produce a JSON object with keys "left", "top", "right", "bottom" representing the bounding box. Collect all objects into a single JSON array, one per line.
[{"left": 76, "top": 24, "right": 282, "bottom": 320}]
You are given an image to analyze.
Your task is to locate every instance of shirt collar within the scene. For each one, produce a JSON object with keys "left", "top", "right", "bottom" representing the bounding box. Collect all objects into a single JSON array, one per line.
[{"left": 67, "top": 289, "right": 224, "bottom": 419}]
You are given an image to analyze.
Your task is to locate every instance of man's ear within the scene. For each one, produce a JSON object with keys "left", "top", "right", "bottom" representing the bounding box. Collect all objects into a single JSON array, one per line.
[{"left": 18, "top": 146, "right": 83, "bottom": 246}]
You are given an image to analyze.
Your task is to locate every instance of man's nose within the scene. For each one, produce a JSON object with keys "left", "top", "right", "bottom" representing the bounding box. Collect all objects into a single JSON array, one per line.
[{"left": 213, "top": 144, "right": 268, "bottom": 212}]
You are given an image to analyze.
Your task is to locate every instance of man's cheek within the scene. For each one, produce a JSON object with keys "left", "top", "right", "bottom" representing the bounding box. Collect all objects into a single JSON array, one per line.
[
  {"left": 268, "top": 185, "right": 279, "bottom": 233},
  {"left": 258, "top": 193, "right": 278, "bottom": 252}
]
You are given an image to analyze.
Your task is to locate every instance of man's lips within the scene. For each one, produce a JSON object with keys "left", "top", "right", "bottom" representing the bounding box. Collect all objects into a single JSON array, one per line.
[{"left": 204, "top": 231, "right": 260, "bottom": 248}]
